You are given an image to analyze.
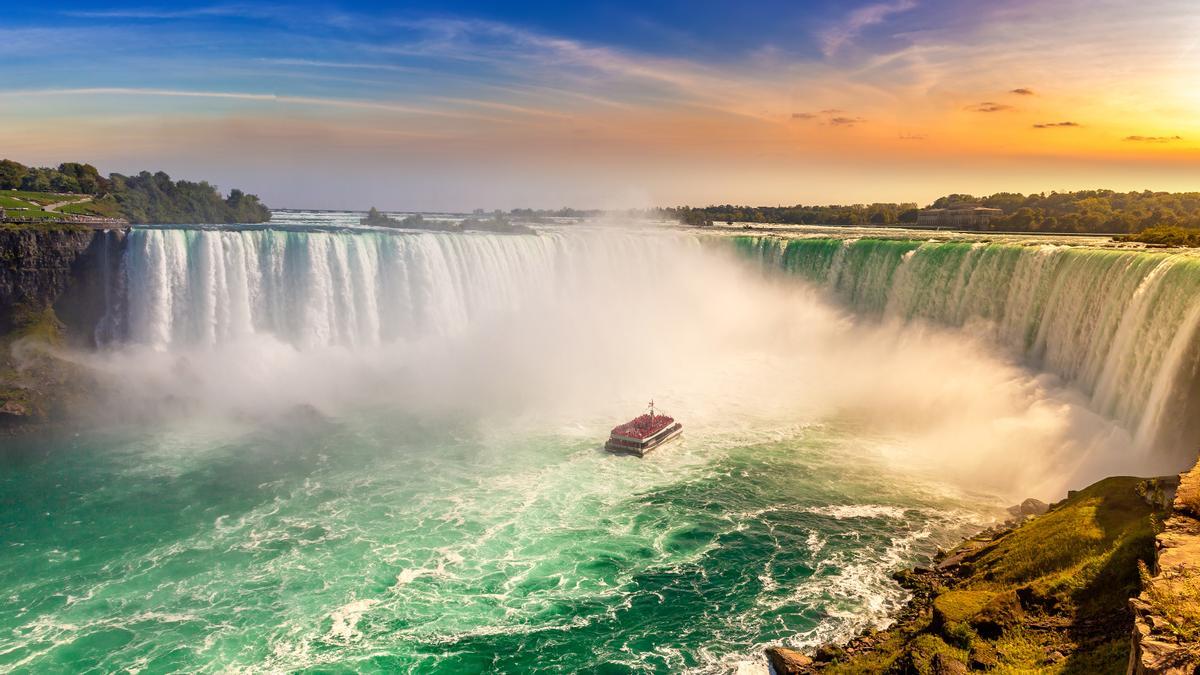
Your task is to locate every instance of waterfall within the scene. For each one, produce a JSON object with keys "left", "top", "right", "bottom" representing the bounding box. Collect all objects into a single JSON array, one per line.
[
  {"left": 104, "top": 226, "right": 1200, "bottom": 459},
  {"left": 113, "top": 227, "right": 694, "bottom": 349},
  {"left": 736, "top": 236, "right": 1200, "bottom": 457}
]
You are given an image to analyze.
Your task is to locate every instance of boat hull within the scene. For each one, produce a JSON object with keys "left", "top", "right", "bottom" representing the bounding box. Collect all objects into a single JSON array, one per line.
[{"left": 604, "top": 423, "right": 683, "bottom": 457}]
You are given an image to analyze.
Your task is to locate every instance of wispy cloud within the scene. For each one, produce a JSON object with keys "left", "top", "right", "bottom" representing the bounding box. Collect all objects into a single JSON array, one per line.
[
  {"left": 1010, "top": 88, "right": 1035, "bottom": 96},
  {"left": 792, "top": 109, "right": 866, "bottom": 127},
  {"left": 967, "top": 102, "right": 1014, "bottom": 113},
  {"left": 259, "top": 58, "right": 425, "bottom": 74},
  {"left": 4, "top": 87, "right": 498, "bottom": 121},
  {"left": 1124, "top": 135, "right": 1183, "bottom": 142},
  {"left": 829, "top": 116, "right": 867, "bottom": 127},
  {"left": 820, "top": 0, "right": 918, "bottom": 57},
  {"left": 1032, "top": 121, "right": 1080, "bottom": 129},
  {"left": 62, "top": 4, "right": 275, "bottom": 20}
]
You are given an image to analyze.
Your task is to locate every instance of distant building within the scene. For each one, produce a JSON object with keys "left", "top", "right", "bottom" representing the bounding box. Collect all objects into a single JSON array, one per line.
[{"left": 915, "top": 204, "right": 1003, "bottom": 230}]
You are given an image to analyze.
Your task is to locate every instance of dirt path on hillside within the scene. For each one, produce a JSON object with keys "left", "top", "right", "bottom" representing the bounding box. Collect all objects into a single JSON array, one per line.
[{"left": 42, "top": 196, "right": 92, "bottom": 212}]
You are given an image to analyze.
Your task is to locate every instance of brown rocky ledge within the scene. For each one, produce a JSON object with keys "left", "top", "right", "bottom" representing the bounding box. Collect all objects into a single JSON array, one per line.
[{"left": 1128, "top": 463, "right": 1200, "bottom": 674}]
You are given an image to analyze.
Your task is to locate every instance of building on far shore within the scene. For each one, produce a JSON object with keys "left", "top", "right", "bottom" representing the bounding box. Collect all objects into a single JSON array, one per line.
[{"left": 915, "top": 204, "right": 1003, "bottom": 230}]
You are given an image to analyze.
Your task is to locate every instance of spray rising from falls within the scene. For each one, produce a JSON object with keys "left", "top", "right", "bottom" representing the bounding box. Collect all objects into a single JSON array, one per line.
[
  {"left": 84, "top": 226, "right": 1196, "bottom": 494},
  {"left": 735, "top": 236, "right": 1200, "bottom": 460}
]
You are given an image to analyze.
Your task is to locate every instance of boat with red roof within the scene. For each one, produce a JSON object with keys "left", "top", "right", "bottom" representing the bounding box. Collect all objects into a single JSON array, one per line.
[{"left": 605, "top": 400, "right": 683, "bottom": 457}]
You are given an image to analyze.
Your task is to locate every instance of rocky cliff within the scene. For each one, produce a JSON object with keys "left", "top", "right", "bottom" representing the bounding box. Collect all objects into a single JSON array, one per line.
[
  {"left": 0, "top": 226, "right": 126, "bottom": 428},
  {"left": 1129, "top": 461, "right": 1200, "bottom": 674},
  {"left": 0, "top": 226, "right": 126, "bottom": 340}
]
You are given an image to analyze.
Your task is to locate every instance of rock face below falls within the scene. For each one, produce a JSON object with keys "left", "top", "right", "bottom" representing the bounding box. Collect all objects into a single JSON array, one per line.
[{"left": 0, "top": 227, "right": 126, "bottom": 339}]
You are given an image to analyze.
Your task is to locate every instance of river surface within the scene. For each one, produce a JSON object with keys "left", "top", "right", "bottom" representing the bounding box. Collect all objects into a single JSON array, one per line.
[{"left": 1, "top": 415, "right": 989, "bottom": 673}]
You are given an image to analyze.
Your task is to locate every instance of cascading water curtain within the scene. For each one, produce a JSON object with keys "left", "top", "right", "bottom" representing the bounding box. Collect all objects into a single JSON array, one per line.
[{"left": 736, "top": 235, "right": 1200, "bottom": 459}]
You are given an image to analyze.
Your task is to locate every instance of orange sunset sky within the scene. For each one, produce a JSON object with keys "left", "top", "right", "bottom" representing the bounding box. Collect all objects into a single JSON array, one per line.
[{"left": 2, "top": 0, "right": 1199, "bottom": 210}]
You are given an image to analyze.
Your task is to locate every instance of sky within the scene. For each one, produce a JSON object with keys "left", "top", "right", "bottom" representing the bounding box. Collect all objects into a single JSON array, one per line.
[{"left": 1, "top": 0, "right": 1199, "bottom": 210}]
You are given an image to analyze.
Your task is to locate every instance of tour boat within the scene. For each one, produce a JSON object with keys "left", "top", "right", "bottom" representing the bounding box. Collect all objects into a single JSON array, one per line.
[{"left": 605, "top": 400, "right": 683, "bottom": 457}]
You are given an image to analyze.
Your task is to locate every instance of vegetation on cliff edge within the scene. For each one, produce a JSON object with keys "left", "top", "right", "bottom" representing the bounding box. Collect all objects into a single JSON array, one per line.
[
  {"left": 0, "top": 158, "right": 270, "bottom": 224},
  {"left": 672, "top": 190, "right": 1200, "bottom": 234},
  {"left": 818, "top": 476, "right": 1160, "bottom": 674}
]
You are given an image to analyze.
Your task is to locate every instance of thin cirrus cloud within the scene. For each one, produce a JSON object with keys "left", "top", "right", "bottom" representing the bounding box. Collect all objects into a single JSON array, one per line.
[
  {"left": 3, "top": 87, "right": 503, "bottom": 122},
  {"left": 791, "top": 110, "right": 865, "bottom": 127},
  {"left": 1010, "top": 88, "right": 1035, "bottom": 96},
  {"left": 967, "top": 102, "right": 1014, "bottom": 113},
  {"left": 259, "top": 58, "right": 427, "bottom": 75},
  {"left": 60, "top": 4, "right": 280, "bottom": 20},
  {"left": 1032, "top": 121, "right": 1081, "bottom": 129},
  {"left": 829, "top": 116, "right": 867, "bottom": 127},
  {"left": 819, "top": 0, "right": 918, "bottom": 57}
]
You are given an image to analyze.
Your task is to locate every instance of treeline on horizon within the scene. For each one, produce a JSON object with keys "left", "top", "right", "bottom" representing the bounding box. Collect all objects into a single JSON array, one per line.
[
  {"left": 0, "top": 159, "right": 270, "bottom": 224},
  {"left": 670, "top": 190, "right": 1200, "bottom": 234}
]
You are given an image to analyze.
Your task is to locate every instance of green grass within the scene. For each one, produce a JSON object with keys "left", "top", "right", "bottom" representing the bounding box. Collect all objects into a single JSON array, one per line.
[
  {"left": 970, "top": 477, "right": 1156, "bottom": 617},
  {"left": 60, "top": 197, "right": 120, "bottom": 219},
  {"left": 1, "top": 190, "right": 109, "bottom": 227},
  {"left": 1139, "top": 562, "right": 1200, "bottom": 643},
  {"left": 7, "top": 209, "right": 63, "bottom": 220},
  {"left": 933, "top": 590, "right": 993, "bottom": 624},
  {"left": 0, "top": 195, "right": 36, "bottom": 209},
  {"left": 0, "top": 190, "right": 73, "bottom": 206}
]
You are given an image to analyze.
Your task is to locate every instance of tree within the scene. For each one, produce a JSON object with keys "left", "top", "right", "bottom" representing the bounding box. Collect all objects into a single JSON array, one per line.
[{"left": 0, "top": 159, "right": 27, "bottom": 189}]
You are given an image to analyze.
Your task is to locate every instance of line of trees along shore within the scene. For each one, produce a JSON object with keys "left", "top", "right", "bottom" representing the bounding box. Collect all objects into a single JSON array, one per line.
[
  {"left": 0, "top": 159, "right": 270, "bottom": 224},
  {"left": 670, "top": 190, "right": 1200, "bottom": 234}
]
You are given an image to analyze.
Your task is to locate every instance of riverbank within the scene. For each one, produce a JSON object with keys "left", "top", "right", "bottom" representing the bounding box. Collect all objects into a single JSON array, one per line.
[{"left": 766, "top": 469, "right": 1200, "bottom": 673}]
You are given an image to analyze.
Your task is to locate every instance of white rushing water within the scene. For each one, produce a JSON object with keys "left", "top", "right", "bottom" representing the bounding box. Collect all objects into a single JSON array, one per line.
[
  {"left": 738, "top": 235, "right": 1200, "bottom": 463},
  {"left": 121, "top": 226, "right": 694, "bottom": 349}
]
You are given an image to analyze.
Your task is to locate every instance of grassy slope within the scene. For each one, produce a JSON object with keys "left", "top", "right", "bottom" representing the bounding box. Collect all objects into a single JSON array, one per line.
[
  {"left": 0, "top": 190, "right": 112, "bottom": 230},
  {"left": 825, "top": 477, "right": 1159, "bottom": 674}
]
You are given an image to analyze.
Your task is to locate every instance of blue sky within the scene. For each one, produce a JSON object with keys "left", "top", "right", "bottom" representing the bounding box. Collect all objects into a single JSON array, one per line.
[{"left": 1, "top": 1, "right": 1198, "bottom": 210}]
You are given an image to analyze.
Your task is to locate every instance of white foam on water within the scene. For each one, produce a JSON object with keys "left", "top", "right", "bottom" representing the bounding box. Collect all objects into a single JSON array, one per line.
[
  {"left": 802, "top": 505, "right": 909, "bottom": 520},
  {"left": 325, "top": 599, "right": 379, "bottom": 643}
]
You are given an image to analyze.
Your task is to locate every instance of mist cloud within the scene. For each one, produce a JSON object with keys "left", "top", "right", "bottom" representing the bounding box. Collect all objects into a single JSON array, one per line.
[{"left": 68, "top": 227, "right": 1154, "bottom": 500}]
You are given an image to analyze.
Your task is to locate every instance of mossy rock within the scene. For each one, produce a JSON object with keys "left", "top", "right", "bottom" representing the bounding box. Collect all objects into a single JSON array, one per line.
[
  {"left": 970, "top": 591, "right": 1024, "bottom": 639},
  {"left": 967, "top": 641, "right": 999, "bottom": 670},
  {"left": 813, "top": 643, "right": 846, "bottom": 663},
  {"left": 9, "top": 304, "right": 63, "bottom": 346},
  {"left": 897, "top": 634, "right": 968, "bottom": 675},
  {"left": 932, "top": 590, "right": 992, "bottom": 629}
]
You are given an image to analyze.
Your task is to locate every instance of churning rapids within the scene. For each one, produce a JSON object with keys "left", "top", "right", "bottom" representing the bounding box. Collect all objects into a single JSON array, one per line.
[{"left": 3, "top": 213, "right": 1199, "bottom": 673}]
